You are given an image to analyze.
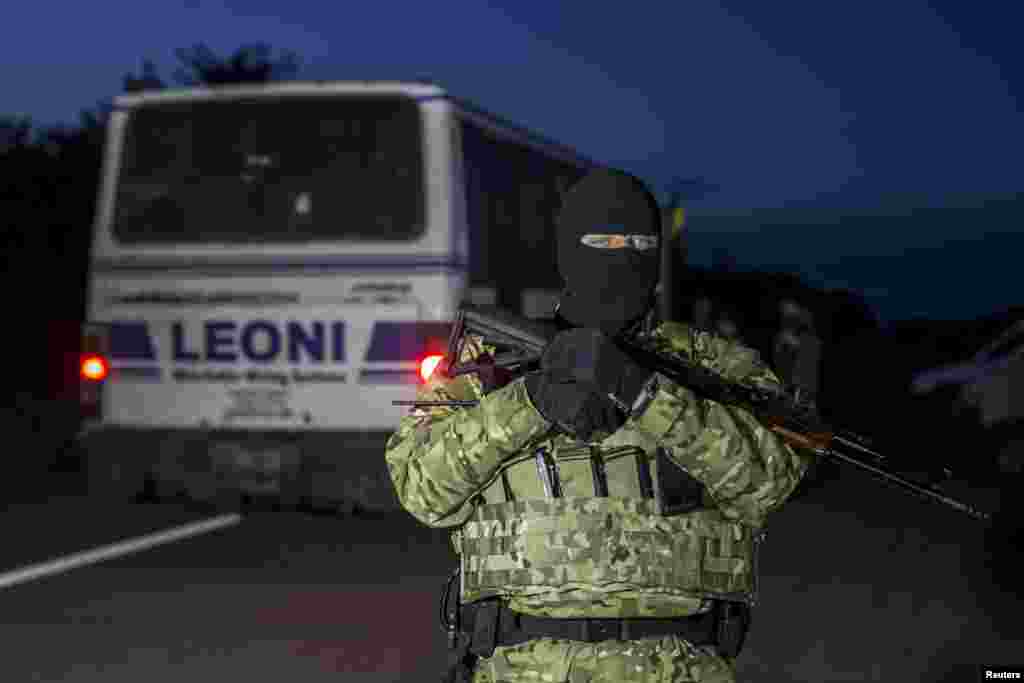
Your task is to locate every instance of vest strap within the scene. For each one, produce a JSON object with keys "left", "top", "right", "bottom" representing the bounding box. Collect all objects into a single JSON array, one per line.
[{"left": 589, "top": 447, "right": 609, "bottom": 497}]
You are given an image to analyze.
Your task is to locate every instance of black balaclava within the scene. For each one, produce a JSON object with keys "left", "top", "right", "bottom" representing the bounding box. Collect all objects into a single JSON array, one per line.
[{"left": 555, "top": 169, "right": 662, "bottom": 335}]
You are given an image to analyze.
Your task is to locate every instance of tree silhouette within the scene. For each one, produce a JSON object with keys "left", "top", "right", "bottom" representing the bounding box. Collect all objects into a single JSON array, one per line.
[
  {"left": 123, "top": 59, "right": 167, "bottom": 93},
  {"left": 173, "top": 43, "right": 300, "bottom": 85},
  {"left": 122, "top": 43, "right": 301, "bottom": 94},
  {"left": 0, "top": 115, "right": 34, "bottom": 152}
]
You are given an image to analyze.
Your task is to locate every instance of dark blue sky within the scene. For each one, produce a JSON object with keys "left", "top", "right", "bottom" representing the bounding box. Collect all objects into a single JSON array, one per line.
[{"left": 4, "top": 1, "right": 1021, "bottom": 323}]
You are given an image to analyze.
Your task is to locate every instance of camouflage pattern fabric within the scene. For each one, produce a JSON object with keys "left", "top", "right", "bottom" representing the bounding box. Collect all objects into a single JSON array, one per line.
[
  {"left": 385, "top": 333, "right": 554, "bottom": 529},
  {"left": 471, "top": 636, "right": 736, "bottom": 682},
  {"left": 458, "top": 497, "right": 759, "bottom": 614},
  {"left": 632, "top": 321, "right": 812, "bottom": 528}
]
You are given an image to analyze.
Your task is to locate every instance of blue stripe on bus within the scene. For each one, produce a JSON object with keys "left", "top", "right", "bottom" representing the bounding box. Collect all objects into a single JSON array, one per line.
[
  {"left": 102, "top": 319, "right": 451, "bottom": 365},
  {"left": 365, "top": 321, "right": 452, "bottom": 362},
  {"left": 109, "top": 322, "right": 157, "bottom": 361}
]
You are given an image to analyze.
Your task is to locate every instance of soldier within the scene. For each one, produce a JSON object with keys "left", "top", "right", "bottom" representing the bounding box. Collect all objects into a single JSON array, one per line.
[{"left": 385, "top": 169, "right": 814, "bottom": 682}]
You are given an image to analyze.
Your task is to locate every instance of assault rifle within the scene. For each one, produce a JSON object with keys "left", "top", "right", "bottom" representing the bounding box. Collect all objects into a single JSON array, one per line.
[{"left": 394, "top": 304, "right": 992, "bottom": 522}]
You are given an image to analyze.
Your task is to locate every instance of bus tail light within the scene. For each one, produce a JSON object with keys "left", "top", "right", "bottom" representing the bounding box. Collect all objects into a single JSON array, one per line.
[
  {"left": 364, "top": 321, "right": 452, "bottom": 384},
  {"left": 410, "top": 322, "right": 452, "bottom": 384},
  {"left": 419, "top": 354, "right": 445, "bottom": 383},
  {"left": 81, "top": 355, "right": 110, "bottom": 382},
  {"left": 80, "top": 323, "right": 110, "bottom": 419}
]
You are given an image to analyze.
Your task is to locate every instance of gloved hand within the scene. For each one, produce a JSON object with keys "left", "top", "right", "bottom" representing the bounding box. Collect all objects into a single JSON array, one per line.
[
  {"left": 540, "top": 328, "right": 652, "bottom": 410},
  {"left": 524, "top": 371, "right": 624, "bottom": 441},
  {"left": 472, "top": 353, "right": 516, "bottom": 393},
  {"left": 524, "top": 328, "right": 652, "bottom": 440}
]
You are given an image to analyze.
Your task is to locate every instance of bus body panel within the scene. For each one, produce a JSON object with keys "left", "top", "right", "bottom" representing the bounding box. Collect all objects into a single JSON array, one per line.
[
  {"left": 78, "top": 81, "right": 594, "bottom": 510},
  {"left": 87, "top": 268, "right": 461, "bottom": 431}
]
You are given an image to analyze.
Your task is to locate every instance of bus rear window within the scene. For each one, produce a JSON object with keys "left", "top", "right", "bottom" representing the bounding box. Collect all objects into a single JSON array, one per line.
[{"left": 112, "top": 97, "right": 424, "bottom": 244}]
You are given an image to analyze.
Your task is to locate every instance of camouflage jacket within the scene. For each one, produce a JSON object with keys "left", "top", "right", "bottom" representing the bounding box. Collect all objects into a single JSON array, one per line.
[{"left": 385, "top": 321, "right": 812, "bottom": 618}]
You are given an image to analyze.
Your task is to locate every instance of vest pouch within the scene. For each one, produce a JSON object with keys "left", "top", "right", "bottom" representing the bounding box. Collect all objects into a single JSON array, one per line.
[{"left": 656, "top": 447, "right": 706, "bottom": 516}]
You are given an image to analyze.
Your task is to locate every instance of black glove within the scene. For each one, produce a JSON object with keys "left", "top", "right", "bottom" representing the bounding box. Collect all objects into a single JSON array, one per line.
[
  {"left": 524, "top": 371, "right": 624, "bottom": 441},
  {"left": 540, "top": 328, "right": 652, "bottom": 410},
  {"left": 472, "top": 353, "right": 515, "bottom": 393}
]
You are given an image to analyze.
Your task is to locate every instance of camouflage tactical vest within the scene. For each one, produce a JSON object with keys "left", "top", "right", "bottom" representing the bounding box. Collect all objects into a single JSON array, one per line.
[{"left": 452, "top": 407, "right": 764, "bottom": 607}]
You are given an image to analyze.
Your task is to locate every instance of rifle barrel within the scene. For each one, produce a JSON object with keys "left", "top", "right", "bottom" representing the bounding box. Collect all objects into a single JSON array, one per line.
[
  {"left": 392, "top": 400, "right": 480, "bottom": 407},
  {"left": 832, "top": 432, "right": 887, "bottom": 462},
  {"left": 820, "top": 443, "right": 992, "bottom": 522}
]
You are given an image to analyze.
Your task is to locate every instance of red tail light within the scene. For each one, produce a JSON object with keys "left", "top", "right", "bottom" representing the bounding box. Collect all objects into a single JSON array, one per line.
[
  {"left": 419, "top": 354, "right": 445, "bottom": 383},
  {"left": 81, "top": 354, "right": 109, "bottom": 382},
  {"left": 81, "top": 323, "right": 110, "bottom": 419}
]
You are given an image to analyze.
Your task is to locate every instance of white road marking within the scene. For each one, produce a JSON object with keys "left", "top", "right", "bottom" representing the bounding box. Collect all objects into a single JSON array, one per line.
[{"left": 0, "top": 513, "right": 243, "bottom": 590}]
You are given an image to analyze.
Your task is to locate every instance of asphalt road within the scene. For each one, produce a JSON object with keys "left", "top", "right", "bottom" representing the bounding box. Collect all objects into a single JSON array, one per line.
[{"left": 1, "top": 468, "right": 1020, "bottom": 682}]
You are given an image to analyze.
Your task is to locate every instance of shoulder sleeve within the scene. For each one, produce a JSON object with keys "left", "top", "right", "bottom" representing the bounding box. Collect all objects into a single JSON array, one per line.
[
  {"left": 631, "top": 323, "right": 813, "bottom": 527},
  {"left": 384, "top": 337, "right": 552, "bottom": 528}
]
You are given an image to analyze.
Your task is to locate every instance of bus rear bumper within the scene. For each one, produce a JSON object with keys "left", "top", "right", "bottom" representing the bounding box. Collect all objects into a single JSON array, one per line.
[{"left": 76, "top": 425, "right": 402, "bottom": 513}]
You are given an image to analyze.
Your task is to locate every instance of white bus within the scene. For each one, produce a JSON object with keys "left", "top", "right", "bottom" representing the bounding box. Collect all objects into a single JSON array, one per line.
[{"left": 78, "top": 80, "right": 598, "bottom": 512}]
